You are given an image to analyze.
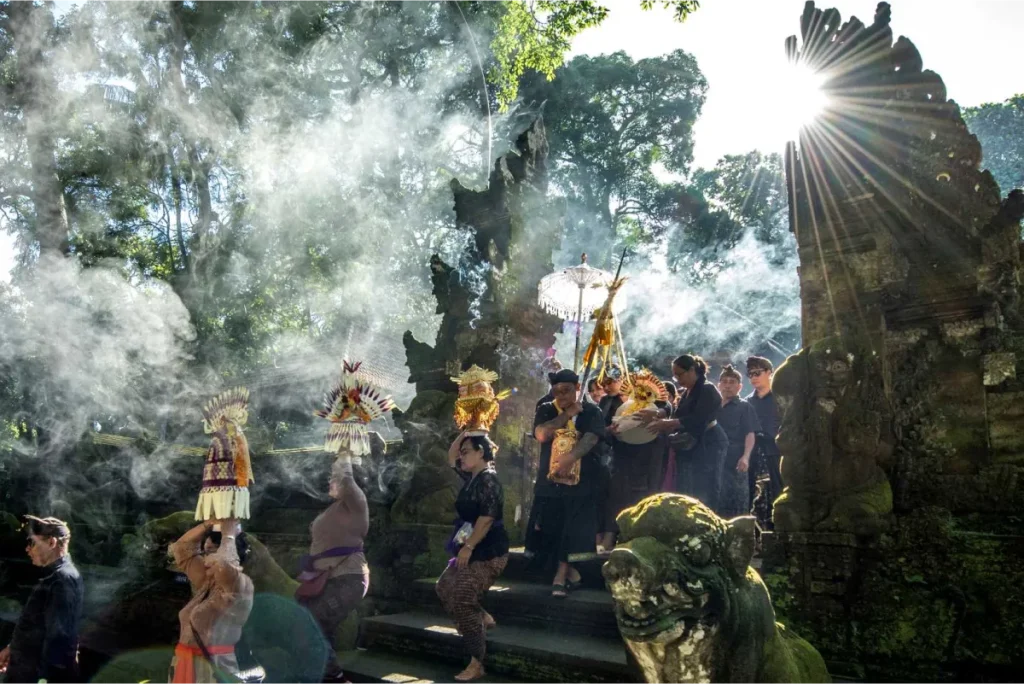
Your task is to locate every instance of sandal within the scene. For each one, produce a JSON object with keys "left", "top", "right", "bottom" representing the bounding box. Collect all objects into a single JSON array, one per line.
[{"left": 551, "top": 583, "right": 568, "bottom": 598}]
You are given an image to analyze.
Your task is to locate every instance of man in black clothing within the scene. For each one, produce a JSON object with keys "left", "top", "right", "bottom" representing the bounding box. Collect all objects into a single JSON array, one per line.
[
  {"left": 526, "top": 369, "right": 605, "bottom": 597},
  {"left": 746, "top": 356, "right": 784, "bottom": 527},
  {"left": 0, "top": 516, "right": 84, "bottom": 683}
]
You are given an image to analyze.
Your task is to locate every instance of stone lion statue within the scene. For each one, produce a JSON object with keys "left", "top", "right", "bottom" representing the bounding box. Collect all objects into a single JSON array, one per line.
[{"left": 602, "top": 494, "right": 829, "bottom": 683}]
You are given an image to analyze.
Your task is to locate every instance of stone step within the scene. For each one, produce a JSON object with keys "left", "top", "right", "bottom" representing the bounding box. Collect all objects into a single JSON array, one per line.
[
  {"left": 359, "top": 611, "right": 638, "bottom": 683},
  {"left": 339, "top": 648, "right": 514, "bottom": 683},
  {"left": 502, "top": 547, "right": 608, "bottom": 589},
  {"left": 410, "top": 577, "right": 620, "bottom": 639}
]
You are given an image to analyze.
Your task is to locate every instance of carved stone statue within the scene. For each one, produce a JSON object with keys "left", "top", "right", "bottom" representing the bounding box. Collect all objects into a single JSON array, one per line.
[
  {"left": 603, "top": 494, "right": 829, "bottom": 683},
  {"left": 392, "top": 118, "right": 563, "bottom": 534},
  {"left": 771, "top": 336, "right": 894, "bottom": 535}
]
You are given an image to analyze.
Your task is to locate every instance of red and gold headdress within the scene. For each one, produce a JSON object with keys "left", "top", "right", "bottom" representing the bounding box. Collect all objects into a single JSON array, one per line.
[
  {"left": 314, "top": 360, "right": 395, "bottom": 456},
  {"left": 451, "top": 365, "right": 511, "bottom": 433},
  {"left": 619, "top": 368, "right": 668, "bottom": 416},
  {"left": 196, "top": 387, "right": 253, "bottom": 520},
  {"left": 611, "top": 369, "right": 669, "bottom": 446}
]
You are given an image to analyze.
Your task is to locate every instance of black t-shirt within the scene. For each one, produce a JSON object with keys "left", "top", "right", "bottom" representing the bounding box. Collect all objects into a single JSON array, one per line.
[
  {"left": 533, "top": 401, "right": 604, "bottom": 498},
  {"left": 746, "top": 390, "right": 780, "bottom": 454},
  {"left": 454, "top": 467, "right": 510, "bottom": 562},
  {"left": 718, "top": 397, "right": 760, "bottom": 463}
]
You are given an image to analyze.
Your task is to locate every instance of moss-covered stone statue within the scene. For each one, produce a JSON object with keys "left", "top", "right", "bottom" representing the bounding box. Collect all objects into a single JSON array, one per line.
[
  {"left": 603, "top": 494, "right": 829, "bottom": 683},
  {"left": 771, "top": 337, "right": 894, "bottom": 535}
]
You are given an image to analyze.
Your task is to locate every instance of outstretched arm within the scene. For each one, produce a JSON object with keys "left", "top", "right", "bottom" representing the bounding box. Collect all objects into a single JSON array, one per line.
[{"left": 335, "top": 461, "right": 369, "bottom": 537}]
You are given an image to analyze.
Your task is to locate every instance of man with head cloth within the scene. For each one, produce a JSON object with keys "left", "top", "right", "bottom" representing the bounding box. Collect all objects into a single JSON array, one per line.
[
  {"left": 525, "top": 368, "right": 605, "bottom": 597},
  {"left": 0, "top": 516, "right": 84, "bottom": 683}
]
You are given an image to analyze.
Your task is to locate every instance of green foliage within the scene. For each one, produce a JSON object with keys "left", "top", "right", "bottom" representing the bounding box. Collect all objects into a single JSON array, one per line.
[
  {"left": 519, "top": 49, "right": 708, "bottom": 264},
  {"left": 963, "top": 94, "right": 1024, "bottom": 195},
  {"left": 669, "top": 152, "right": 789, "bottom": 282},
  {"left": 490, "top": 0, "right": 702, "bottom": 111},
  {"left": 640, "top": 0, "right": 702, "bottom": 23}
]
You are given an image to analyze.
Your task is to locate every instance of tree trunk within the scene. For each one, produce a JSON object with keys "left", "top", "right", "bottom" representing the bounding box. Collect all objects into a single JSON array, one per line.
[{"left": 8, "top": 1, "right": 70, "bottom": 258}]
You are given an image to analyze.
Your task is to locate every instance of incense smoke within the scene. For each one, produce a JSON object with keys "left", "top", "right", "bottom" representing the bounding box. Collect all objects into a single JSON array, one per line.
[{"left": 0, "top": 1, "right": 510, "bottom": 551}]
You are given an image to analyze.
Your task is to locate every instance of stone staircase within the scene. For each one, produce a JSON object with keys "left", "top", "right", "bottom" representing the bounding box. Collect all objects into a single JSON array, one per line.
[{"left": 340, "top": 548, "right": 639, "bottom": 683}]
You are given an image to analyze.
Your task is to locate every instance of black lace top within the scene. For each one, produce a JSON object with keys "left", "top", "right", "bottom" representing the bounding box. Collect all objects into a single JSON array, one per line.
[{"left": 454, "top": 466, "right": 510, "bottom": 563}]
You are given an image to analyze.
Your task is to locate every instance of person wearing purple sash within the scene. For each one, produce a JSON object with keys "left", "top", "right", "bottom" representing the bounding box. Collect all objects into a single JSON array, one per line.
[
  {"left": 296, "top": 457, "right": 370, "bottom": 683},
  {"left": 301, "top": 361, "right": 395, "bottom": 683}
]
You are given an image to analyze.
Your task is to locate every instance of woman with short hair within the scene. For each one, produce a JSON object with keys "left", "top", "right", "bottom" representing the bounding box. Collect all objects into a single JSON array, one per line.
[{"left": 437, "top": 433, "right": 510, "bottom": 681}]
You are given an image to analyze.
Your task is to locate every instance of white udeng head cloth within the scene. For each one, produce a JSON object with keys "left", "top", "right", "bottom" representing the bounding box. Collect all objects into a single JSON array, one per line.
[{"left": 314, "top": 360, "right": 395, "bottom": 457}]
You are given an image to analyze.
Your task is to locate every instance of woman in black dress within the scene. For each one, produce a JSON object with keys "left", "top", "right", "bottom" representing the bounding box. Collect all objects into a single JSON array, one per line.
[
  {"left": 647, "top": 355, "right": 728, "bottom": 511},
  {"left": 436, "top": 432, "right": 509, "bottom": 681}
]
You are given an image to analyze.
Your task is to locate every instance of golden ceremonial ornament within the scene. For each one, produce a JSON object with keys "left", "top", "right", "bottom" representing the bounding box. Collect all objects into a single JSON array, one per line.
[
  {"left": 451, "top": 365, "right": 511, "bottom": 432},
  {"left": 547, "top": 405, "right": 582, "bottom": 486}
]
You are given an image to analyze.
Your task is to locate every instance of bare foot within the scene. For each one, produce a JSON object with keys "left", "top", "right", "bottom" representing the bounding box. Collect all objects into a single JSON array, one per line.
[
  {"left": 483, "top": 611, "right": 496, "bottom": 630},
  {"left": 454, "top": 658, "right": 485, "bottom": 681}
]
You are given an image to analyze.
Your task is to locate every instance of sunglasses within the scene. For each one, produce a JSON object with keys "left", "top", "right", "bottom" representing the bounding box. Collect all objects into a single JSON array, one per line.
[{"left": 747, "top": 370, "right": 768, "bottom": 378}]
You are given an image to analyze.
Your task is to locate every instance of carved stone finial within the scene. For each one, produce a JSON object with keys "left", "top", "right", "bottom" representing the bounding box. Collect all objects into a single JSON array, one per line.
[{"left": 873, "top": 1, "right": 891, "bottom": 27}]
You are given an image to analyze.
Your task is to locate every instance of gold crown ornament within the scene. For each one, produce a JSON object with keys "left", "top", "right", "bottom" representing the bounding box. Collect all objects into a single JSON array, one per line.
[{"left": 451, "top": 365, "right": 511, "bottom": 433}]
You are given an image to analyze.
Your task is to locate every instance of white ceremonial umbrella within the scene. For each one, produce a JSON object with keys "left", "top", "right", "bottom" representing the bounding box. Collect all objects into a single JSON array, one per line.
[{"left": 538, "top": 253, "right": 627, "bottom": 372}]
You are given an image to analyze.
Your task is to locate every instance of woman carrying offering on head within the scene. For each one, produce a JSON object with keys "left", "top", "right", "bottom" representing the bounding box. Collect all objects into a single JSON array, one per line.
[
  {"left": 172, "top": 387, "right": 256, "bottom": 684},
  {"left": 303, "top": 361, "right": 394, "bottom": 682},
  {"left": 170, "top": 520, "right": 254, "bottom": 683},
  {"left": 437, "top": 365, "right": 510, "bottom": 682},
  {"left": 645, "top": 355, "right": 728, "bottom": 512},
  {"left": 437, "top": 432, "right": 510, "bottom": 682}
]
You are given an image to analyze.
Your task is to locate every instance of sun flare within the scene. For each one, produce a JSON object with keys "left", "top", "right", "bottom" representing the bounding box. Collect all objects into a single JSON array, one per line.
[{"left": 779, "top": 64, "right": 829, "bottom": 139}]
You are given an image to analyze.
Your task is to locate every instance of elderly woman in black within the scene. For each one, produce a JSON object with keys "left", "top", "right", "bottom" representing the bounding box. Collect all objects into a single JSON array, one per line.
[
  {"left": 436, "top": 432, "right": 509, "bottom": 682},
  {"left": 646, "top": 354, "right": 728, "bottom": 512}
]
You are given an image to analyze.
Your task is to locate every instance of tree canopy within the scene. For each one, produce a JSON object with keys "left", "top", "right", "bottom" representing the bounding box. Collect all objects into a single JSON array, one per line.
[
  {"left": 963, "top": 94, "right": 1024, "bottom": 196},
  {"left": 519, "top": 50, "right": 708, "bottom": 266}
]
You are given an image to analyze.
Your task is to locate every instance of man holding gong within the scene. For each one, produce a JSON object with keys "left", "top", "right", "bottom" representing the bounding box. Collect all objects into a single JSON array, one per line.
[{"left": 525, "top": 369, "right": 605, "bottom": 598}]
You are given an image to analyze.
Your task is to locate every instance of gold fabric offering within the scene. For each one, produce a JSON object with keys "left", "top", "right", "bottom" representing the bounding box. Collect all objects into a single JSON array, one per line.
[{"left": 547, "top": 405, "right": 581, "bottom": 486}]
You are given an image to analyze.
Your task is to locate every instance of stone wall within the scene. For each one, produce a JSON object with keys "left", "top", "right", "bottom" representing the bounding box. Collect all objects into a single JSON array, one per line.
[{"left": 763, "top": 2, "right": 1024, "bottom": 680}]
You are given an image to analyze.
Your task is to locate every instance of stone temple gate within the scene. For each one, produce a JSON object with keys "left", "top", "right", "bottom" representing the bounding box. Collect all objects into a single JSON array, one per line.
[{"left": 762, "top": 2, "right": 1024, "bottom": 681}]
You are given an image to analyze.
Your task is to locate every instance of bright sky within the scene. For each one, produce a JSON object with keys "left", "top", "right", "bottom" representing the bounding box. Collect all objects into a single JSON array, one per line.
[{"left": 571, "top": 0, "right": 1024, "bottom": 169}]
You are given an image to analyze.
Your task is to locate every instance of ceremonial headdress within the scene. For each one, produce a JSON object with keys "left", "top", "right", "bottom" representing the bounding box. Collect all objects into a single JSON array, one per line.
[
  {"left": 195, "top": 387, "right": 253, "bottom": 521},
  {"left": 314, "top": 360, "right": 395, "bottom": 457},
  {"left": 612, "top": 369, "right": 668, "bottom": 445},
  {"left": 619, "top": 368, "right": 669, "bottom": 415},
  {"left": 451, "top": 365, "right": 510, "bottom": 433}
]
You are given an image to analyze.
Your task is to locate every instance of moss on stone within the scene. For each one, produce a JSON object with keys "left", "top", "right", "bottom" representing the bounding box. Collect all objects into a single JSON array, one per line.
[
  {"left": 391, "top": 485, "right": 457, "bottom": 526},
  {"left": 760, "top": 622, "right": 831, "bottom": 683},
  {"left": 616, "top": 493, "right": 725, "bottom": 543}
]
